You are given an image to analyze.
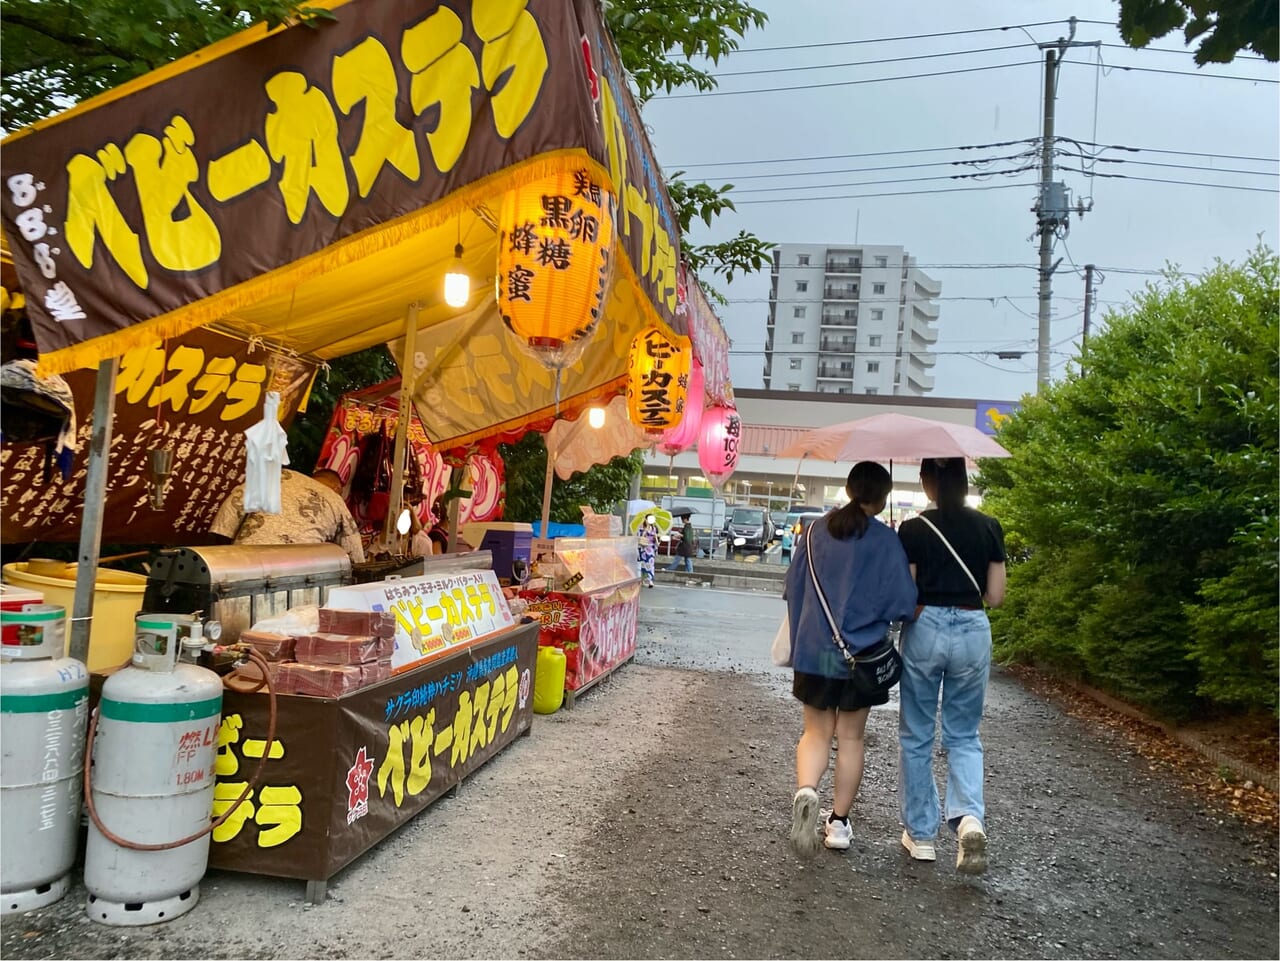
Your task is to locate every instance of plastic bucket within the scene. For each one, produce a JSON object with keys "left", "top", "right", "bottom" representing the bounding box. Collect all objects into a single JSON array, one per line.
[
  {"left": 533, "top": 644, "right": 566, "bottom": 715},
  {"left": 1, "top": 562, "right": 146, "bottom": 672}
]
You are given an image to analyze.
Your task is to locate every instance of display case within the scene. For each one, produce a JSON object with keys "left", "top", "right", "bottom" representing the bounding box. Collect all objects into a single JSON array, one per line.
[{"left": 520, "top": 536, "right": 639, "bottom": 707}]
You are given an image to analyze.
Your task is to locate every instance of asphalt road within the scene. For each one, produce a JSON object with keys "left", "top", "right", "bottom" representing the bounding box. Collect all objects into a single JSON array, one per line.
[{"left": 4, "top": 585, "right": 1277, "bottom": 960}]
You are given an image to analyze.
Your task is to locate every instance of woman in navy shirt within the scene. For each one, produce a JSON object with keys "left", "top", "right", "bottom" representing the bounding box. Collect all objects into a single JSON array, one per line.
[{"left": 784, "top": 462, "right": 917, "bottom": 855}]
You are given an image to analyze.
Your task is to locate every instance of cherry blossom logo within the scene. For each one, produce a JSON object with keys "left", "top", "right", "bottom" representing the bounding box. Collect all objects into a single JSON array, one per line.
[
  {"left": 345, "top": 746, "right": 374, "bottom": 825},
  {"left": 580, "top": 36, "right": 599, "bottom": 104}
]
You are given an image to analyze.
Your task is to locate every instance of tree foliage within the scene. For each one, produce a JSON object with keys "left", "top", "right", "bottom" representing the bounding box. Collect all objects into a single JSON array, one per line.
[
  {"left": 605, "top": 0, "right": 774, "bottom": 289},
  {"left": 0, "top": 0, "right": 332, "bottom": 131},
  {"left": 499, "top": 431, "right": 643, "bottom": 526},
  {"left": 1115, "top": 0, "right": 1278, "bottom": 64},
  {"left": 977, "top": 247, "right": 1278, "bottom": 718}
]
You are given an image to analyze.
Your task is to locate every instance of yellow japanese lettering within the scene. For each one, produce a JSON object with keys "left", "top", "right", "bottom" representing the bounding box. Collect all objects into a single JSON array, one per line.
[
  {"left": 450, "top": 690, "right": 472, "bottom": 767},
  {"left": 469, "top": 680, "right": 490, "bottom": 755},
  {"left": 124, "top": 117, "right": 221, "bottom": 272},
  {"left": 64, "top": 145, "right": 149, "bottom": 289},
  {"left": 147, "top": 344, "right": 205, "bottom": 413},
  {"left": 401, "top": 6, "right": 478, "bottom": 173},
  {"left": 255, "top": 785, "right": 302, "bottom": 847},
  {"left": 215, "top": 714, "right": 244, "bottom": 777},
  {"left": 377, "top": 719, "right": 409, "bottom": 807},
  {"left": 499, "top": 665, "right": 519, "bottom": 733},
  {"left": 242, "top": 736, "right": 285, "bottom": 760},
  {"left": 212, "top": 782, "right": 254, "bottom": 842},
  {"left": 116, "top": 343, "right": 166, "bottom": 405},
  {"left": 188, "top": 356, "right": 236, "bottom": 415},
  {"left": 407, "top": 711, "right": 434, "bottom": 796},
  {"left": 472, "top": 0, "right": 548, "bottom": 138},
  {"left": 484, "top": 670, "right": 505, "bottom": 740},
  {"left": 332, "top": 37, "right": 421, "bottom": 197},
  {"left": 450, "top": 587, "right": 477, "bottom": 624},
  {"left": 264, "top": 71, "right": 350, "bottom": 223},
  {"left": 207, "top": 140, "right": 273, "bottom": 203},
  {"left": 221, "top": 362, "right": 266, "bottom": 421}
]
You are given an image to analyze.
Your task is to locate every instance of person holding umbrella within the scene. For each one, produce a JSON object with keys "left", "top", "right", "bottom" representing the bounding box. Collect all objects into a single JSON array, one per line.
[
  {"left": 666, "top": 511, "right": 697, "bottom": 574},
  {"left": 896, "top": 457, "right": 1007, "bottom": 874}
]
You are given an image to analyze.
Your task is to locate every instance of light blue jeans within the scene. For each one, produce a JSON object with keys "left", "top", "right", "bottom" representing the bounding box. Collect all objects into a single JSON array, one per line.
[
  {"left": 898, "top": 606, "right": 992, "bottom": 841},
  {"left": 666, "top": 555, "right": 693, "bottom": 572}
]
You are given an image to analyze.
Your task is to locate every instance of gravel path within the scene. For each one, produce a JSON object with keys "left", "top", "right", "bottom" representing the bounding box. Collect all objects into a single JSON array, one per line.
[{"left": 4, "top": 586, "right": 1275, "bottom": 960}]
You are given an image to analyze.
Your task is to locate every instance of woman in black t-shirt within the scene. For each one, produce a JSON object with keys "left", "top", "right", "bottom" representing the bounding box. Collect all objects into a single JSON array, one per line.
[{"left": 896, "top": 457, "right": 1007, "bottom": 875}]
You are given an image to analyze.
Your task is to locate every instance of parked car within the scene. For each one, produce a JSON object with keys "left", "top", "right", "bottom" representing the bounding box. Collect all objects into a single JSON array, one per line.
[
  {"left": 794, "top": 511, "right": 826, "bottom": 543},
  {"left": 784, "top": 506, "right": 826, "bottom": 534},
  {"left": 724, "top": 505, "right": 775, "bottom": 556},
  {"left": 770, "top": 510, "right": 788, "bottom": 539}
]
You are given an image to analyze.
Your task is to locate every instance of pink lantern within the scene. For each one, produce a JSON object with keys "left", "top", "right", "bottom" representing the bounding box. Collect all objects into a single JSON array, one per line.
[
  {"left": 698, "top": 404, "right": 741, "bottom": 488},
  {"left": 656, "top": 358, "right": 704, "bottom": 456}
]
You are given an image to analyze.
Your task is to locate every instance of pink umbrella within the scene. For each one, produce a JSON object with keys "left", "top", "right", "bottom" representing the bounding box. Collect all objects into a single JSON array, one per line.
[
  {"left": 776, "top": 412, "right": 1011, "bottom": 463},
  {"left": 776, "top": 413, "right": 1012, "bottom": 523}
]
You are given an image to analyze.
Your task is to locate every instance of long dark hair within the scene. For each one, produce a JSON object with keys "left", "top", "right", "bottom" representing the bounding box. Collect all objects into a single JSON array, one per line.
[
  {"left": 921, "top": 457, "right": 968, "bottom": 511},
  {"left": 827, "top": 461, "right": 892, "bottom": 540}
]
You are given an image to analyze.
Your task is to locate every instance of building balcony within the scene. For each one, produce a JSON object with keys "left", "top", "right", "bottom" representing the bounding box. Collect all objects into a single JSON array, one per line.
[
  {"left": 825, "top": 259, "right": 862, "bottom": 274},
  {"left": 908, "top": 323, "right": 938, "bottom": 346},
  {"left": 820, "top": 338, "right": 856, "bottom": 353},
  {"left": 817, "top": 364, "right": 854, "bottom": 379},
  {"left": 822, "top": 287, "right": 860, "bottom": 300},
  {"left": 819, "top": 315, "right": 857, "bottom": 328}
]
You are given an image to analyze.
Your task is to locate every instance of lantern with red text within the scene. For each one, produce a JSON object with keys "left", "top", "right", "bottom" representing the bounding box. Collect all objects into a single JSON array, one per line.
[
  {"left": 496, "top": 169, "right": 617, "bottom": 369},
  {"left": 657, "top": 357, "right": 704, "bottom": 456},
  {"left": 697, "top": 404, "right": 741, "bottom": 488},
  {"left": 627, "top": 327, "right": 691, "bottom": 435}
]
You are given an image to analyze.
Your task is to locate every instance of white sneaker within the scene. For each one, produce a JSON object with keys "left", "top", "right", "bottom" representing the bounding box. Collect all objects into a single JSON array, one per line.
[
  {"left": 956, "top": 815, "right": 988, "bottom": 875},
  {"left": 790, "top": 787, "right": 820, "bottom": 856},
  {"left": 901, "top": 830, "right": 936, "bottom": 861},
  {"left": 824, "top": 816, "right": 853, "bottom": 850}
]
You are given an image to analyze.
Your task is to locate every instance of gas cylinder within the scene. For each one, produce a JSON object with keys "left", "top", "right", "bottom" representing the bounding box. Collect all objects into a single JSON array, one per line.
[
  {"left": 0, "top": 604, "right": 88, "bottom": 915},
  {"left": 84, "top": 614, "right": 222, "bottom": 926}
]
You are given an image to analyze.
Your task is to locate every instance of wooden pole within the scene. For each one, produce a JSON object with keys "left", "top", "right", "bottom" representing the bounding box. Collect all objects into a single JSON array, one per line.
[
  {"left": 384, "top": 303, "right": 421, "bottom": 543},
  {"left": 70, "top": 357, "right": 118, "bottom": 664}
]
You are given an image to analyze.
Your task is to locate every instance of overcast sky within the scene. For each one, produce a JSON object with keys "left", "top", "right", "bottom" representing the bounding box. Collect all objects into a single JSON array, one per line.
[{"left": 640, "top": 0, "right": 1279, "bottom": 401}]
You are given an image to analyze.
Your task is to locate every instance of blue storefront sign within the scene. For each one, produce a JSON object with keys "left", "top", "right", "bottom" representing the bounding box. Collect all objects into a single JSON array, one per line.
[{"left": 975, "top": 401, "right": 1020, "bottom": 435}]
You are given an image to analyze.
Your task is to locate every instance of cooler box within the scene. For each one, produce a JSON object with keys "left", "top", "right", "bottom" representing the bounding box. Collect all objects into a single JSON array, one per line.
[{"left": 462, "top": 522, "right": 533, "bottom": 582}]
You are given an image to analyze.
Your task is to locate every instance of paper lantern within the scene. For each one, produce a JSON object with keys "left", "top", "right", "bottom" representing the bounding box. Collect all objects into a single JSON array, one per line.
[
  {"left": 657, "top": 358, "right": 704, "bottom": 456},
  {"left": 496, "top": 168, "right": 617, "bottom": 369},
  {"left": 698, "top": 404, "right": 741, "bottom": 488},
  {"left": 627, "top": 327, "right": 691, "bottom": 435}
]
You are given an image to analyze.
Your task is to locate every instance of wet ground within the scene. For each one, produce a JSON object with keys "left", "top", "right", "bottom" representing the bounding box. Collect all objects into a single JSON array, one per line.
[{"left": 3, "top": 585, "right": 1276, "bottom": 960}]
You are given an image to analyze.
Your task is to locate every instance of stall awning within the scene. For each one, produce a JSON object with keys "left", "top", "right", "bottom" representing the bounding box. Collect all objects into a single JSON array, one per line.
[{"left": 0, "top": 0, "right": 685, "bottom": 442}]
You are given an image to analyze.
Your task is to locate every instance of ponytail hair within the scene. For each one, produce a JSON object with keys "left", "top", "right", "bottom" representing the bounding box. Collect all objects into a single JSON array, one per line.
[
  {"left": 826, "top": 461, "right": 892, "bottom": 540},
  {"left": 920, "top": 457, "right": 968, "bottom": 511}
]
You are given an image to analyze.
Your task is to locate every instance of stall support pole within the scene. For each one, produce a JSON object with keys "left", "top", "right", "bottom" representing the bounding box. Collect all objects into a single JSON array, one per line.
[
  {"left": 446, "top": 465, "right": 464, "bottom": 553},
  {"left": 70, "top": 357, "right": 119, "bottom": 664},
  {"left": 539, "top": 417, "right": 590, "bottom": 537},
  {"left": 384, "top": 302, "right": 421, "bottom": 542}
]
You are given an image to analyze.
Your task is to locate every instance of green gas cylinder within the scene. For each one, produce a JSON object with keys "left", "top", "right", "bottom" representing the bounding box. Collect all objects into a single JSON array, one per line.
[{"left": 533, "top": 645, "right": 566, "bottom": 714}]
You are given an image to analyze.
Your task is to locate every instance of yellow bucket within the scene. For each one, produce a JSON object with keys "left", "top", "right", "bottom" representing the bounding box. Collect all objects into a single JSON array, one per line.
[
  {"left": 533, "top": 645, "right": 566, "bottom": 715},
  {"left": 2, "top": 562, "right": 146, "bottom": 672}
]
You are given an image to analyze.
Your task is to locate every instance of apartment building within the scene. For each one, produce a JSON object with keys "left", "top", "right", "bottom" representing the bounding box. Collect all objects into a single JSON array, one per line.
[{"left": 762, "top": 243, "right": 940, "bottom": 395}]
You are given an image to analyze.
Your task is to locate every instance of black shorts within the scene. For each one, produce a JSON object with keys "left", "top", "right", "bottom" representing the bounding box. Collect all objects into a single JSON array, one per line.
[{"left": 792, "top": 670, "right": 890, "bottom": 712}]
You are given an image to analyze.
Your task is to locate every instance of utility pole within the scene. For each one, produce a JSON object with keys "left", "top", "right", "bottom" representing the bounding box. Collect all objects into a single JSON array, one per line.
[
  {"left": 1032, "top": 19, "right": 1099, "bottom": 393},
  {"left": 1082, "top": 263, "right": 1095, "bottom": 346},
  {"left": 1081, "top": 263, "right": 1096, "bottom": 371}
]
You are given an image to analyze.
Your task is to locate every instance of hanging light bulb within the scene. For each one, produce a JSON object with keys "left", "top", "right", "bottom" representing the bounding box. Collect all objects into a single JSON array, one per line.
[
  {"left": 588, "top": 406, "right": 607, "bottom": 429},
  {"left": 444, "top": 243, "right": 470, "bottom": 308}
]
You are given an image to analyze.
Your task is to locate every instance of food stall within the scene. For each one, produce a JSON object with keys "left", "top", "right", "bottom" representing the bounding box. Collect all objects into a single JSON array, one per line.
[{"left": 0, "top": 0, "right": 710, "bottom": 899}]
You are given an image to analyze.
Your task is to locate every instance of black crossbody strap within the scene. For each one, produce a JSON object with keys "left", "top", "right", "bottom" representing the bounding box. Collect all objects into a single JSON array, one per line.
[
  {"left": 804, "top": 521, "right": 860, "bottom": 666},
  {"left": 917, "top": 514, "right": 984, "bottom": 604}
]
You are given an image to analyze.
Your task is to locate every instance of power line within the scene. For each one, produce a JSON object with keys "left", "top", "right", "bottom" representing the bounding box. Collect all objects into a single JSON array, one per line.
[
  {"left": 671, "top": 139, "right": 1276, "bottom": 170},
  {"left": 730, "top": 167, "right": 1037, "bottom": 196},
  {"left": 726, "top": 20, "right": 1078, "bottom": 54},
  {"left": 1086, "top": 58, "right": 1279, "bottom": 84},
  {"left": 708, "top": 43, "right": 1031, "bottom": 78},
  {"left": 1059, "top": 166, "right": 1280, "bottom": 193},
  {"left": 732, "top": 182, "right": 1034, "bottom": 205},
  {"left": 649, "top": 59, "right": 1042, "bottom": 100}
]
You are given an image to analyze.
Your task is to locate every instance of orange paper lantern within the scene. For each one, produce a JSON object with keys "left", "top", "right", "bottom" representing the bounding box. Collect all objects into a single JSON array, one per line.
[
  {"left": 496, "top": 169, "right": 617, "bottom": 368},
  {"left": 627, "top": 327, "right": 691, "bottom": 434}
]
